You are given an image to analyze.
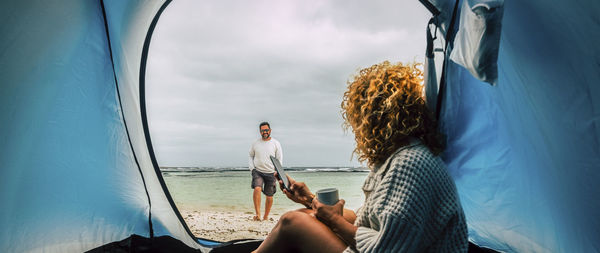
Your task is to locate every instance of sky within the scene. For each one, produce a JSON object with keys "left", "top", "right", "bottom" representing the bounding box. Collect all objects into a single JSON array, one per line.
[{"left": 146, "top": 0, "right": 431, "bottom": 167}]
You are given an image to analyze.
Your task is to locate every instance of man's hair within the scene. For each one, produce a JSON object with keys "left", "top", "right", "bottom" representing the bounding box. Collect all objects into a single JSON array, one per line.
[
  {"left": 259, "top": 122, "right": 270, "bottom": 129},
  {"left": 341, "top": 61, "right": 445, "bottom": 167}
]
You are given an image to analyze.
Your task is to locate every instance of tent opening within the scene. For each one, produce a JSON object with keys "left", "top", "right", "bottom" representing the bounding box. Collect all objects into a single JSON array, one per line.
[{"left": 144, "top": 0, "right": 431, "bottom": 243}]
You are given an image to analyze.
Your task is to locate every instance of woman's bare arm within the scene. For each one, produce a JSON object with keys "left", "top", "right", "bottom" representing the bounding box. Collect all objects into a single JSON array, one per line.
[
  {"left": 342, "top": 208, "right": 357, "bottom": 224},
  {"left": 313, "top": 199, "right": 358, "bottom": 249}
]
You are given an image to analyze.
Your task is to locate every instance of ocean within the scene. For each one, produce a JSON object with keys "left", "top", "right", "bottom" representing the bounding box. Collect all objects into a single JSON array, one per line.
[{"left": 161, "top": 167, "right": 370, "bottom": 214}]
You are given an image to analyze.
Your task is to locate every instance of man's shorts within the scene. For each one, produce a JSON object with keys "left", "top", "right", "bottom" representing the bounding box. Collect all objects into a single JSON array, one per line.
[{"left": 251, "top": 170, "right": 277, "bottom": 196}]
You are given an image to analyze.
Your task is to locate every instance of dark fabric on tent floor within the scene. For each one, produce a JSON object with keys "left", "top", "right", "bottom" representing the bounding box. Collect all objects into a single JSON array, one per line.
[
  {"left": 87, "top": 234, "right": 495, "bottom": 253},
  {"left": 209, "top": 240, "right": 262, "bottom": 253},
  {"left": 468, "top": 242, "right": 498, "bottom": 253},
  {"left": 86, "top": 235, "right": 200, "bottom": 253},
  {"left": 86, "top": 235, "right": 263, "bottom": 253}
]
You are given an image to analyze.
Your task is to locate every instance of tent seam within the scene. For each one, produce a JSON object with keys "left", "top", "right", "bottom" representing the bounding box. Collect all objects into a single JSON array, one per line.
[
  {"left": 99, "top": 0, "right": 154, "bottom": 238},
  {"left": 137, "top": 0, "right": 208, "bottom": 246}
]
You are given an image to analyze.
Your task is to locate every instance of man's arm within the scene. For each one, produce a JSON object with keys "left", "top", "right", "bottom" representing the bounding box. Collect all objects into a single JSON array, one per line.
[
  {"left": 275, "top": 140, "right": 283, "bottom": 164},
  {"left": 248, "top": 145, "right": 255, "bottom": 170}
]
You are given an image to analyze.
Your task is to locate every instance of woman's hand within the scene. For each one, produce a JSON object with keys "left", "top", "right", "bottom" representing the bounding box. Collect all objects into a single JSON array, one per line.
[
  {"left": 275, "top": 172, "right": 314, "bottom": 208},
  {"left": 312, "top": 198, "right": 345, "bottom": 227},
  {"left": 312, "top": 198, "right": 358, "bottom": 248}
]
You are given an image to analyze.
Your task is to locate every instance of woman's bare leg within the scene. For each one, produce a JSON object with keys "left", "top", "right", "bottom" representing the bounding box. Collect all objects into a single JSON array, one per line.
[{"left": 253, "top": 209, "right": 347, "bottom": 253}]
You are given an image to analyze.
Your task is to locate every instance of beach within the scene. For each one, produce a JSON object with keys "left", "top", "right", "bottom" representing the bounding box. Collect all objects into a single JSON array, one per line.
[
  {"left": 163, "top": 169, "right": 368, "bottom": 242},
  {"left": 180, "top": 209, "right": 280, "bottom": 242}
]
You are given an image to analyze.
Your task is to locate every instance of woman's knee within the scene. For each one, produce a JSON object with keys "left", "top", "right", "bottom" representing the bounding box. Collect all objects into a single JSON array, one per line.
[
  {"left": 295, "top": 207, "right": 315, "bottom": 215},
  {"left": 278, "top": 210, "right": 313, "bottom": 234}
]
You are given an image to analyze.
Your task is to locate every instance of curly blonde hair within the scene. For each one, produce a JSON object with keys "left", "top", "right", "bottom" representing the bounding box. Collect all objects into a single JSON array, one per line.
[{"left": 341, "top": 61, "right": 444, "bottom": 167}]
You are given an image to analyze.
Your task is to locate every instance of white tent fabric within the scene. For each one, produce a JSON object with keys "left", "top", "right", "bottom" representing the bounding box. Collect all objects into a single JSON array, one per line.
[
  {"left": 0, "top": 0, "right": 205, "bottom": 252},
  {"left": 449, "top": 0, "right": 503, "bottom": 84},
  {"left": 101, "top": 0, "right": 199, "bottom": 245}
]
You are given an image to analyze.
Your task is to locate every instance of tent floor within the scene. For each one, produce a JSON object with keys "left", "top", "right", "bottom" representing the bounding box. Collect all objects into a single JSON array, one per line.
[
  {"left": 87, "top": 234, "right": 497, "bottom": 253},
  {"left": 85, "top": 234, "right": 261, "bottom": 253},
  {"left": 86, "top": 234, "right": 201, "bottom": 253}
]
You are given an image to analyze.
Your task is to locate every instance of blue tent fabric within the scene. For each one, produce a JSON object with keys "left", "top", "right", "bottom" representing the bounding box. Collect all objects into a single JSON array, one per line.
[
  {"left": 1, "top": 1, "right": 146, "bottom": 252},
  {"left": 438, "top": 0, "right": 600, "bottom": 252},
  {"left": 0, "top": 1, "right": 205, "bottom": 252}
]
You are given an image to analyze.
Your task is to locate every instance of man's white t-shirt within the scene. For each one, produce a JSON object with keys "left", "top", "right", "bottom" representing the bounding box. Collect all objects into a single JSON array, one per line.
[{"left": 249, "top": 138, "right": 283, "bottom": 174}]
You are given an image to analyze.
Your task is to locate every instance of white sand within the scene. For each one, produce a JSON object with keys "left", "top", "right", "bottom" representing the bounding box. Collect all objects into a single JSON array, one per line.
[{"left": 180, "top": 210, "right": 282, "bottom": 242}]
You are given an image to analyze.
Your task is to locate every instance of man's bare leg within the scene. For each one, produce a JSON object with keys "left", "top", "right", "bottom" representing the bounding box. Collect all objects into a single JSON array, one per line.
[
  {"left": 264, "top": 196, "right": 273, "bottom": 220},
  {"left": 253, "top": 210, "right": 347, "bottom": 253},
  {"left": 253, "top": 187, "right": 262, "bottom": 221}
]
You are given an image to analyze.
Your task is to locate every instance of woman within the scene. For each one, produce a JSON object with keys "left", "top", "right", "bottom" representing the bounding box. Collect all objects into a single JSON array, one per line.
[{"left": 253, "top": 61, "right": 468, "bottom": 253}]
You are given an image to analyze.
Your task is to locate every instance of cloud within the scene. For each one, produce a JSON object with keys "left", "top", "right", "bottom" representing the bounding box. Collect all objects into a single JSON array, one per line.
[{"left": 146, "top": 0, "right": 431, "bottom": 167}]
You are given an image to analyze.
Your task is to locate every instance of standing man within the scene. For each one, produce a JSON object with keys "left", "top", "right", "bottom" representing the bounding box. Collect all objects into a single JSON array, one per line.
[{"left": 249, "top": 122, "right": 283, "bottom": 221}]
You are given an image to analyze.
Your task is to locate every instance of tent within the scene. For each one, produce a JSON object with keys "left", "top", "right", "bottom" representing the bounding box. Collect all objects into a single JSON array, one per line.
[
  {"left": 0, "top": 0, "right": 206, "bottom": 252},
  {"left": 425, "top": 0, "right": 600, "bottom": 252},
  {"left": 0, "top": 0, "right": 598, "bottom": 252}
]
